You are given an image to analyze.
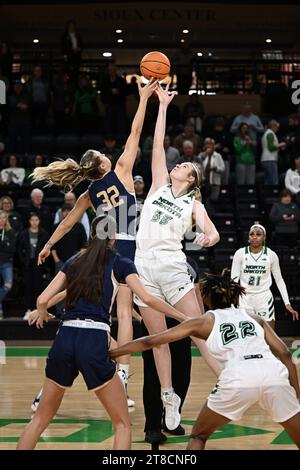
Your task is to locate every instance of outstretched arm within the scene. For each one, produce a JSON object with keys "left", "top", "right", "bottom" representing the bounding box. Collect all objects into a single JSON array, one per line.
[
  {"left": 148, "top": 83, "right": 177, "bottom": 196},
  {"left": 125, "top": 273, "right": 188, "bottom": 323},
  {"left": 110, "top": 318, "right": 204, "bottom": 358},
  {"left": 231, "top": 249, "right": 242, "bottom": 283},
  {"left": 192, "top": 201, "right": 220, "bottom": 247},
  {"left": 28, "top": 289, "right": 67, "bottom": 326},
  {"left": 38, "top": 191, "right": 90, "bottom": 265},
  {"left": 271, "top": 252, "right": 298, "bottom": 320},
  {"left": 115, "top": 79, "right": 158, "bottom": 178},
  {"left": 36, "top": 272, "right": 67, "bottom": 328}
]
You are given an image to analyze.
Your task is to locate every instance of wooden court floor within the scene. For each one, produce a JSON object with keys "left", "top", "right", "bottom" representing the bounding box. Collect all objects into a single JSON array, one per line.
[{"left": 0, "top": 344, "right": 299, "bottom": 450}]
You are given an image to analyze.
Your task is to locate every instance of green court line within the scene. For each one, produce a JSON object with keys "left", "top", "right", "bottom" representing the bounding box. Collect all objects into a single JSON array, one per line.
[
  {"left": 4, "top": 347, "right": 299, "bottom": 358},
  {"left": 4, "top": 347, "right": 201, "bottom": 357}
]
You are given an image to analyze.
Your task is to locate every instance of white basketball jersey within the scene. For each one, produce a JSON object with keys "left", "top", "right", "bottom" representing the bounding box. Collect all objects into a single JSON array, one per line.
[
  {"left": 136, "top": 184, "right": 195, "bottom": 252},
  {"left": 206, "top": 307, "right": 274, "bottom": 371},
  {"left": 232, "top": 246, "right": 273, "bottom": 294}
]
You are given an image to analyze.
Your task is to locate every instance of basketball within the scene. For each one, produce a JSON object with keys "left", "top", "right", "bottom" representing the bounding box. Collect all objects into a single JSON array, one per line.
[{"left": 140, "top": 51, "right": 170, "bottom": 80}]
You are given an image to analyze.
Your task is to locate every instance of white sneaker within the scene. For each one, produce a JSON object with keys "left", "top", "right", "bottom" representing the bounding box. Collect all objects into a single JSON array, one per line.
[
  {"left": 161, "top": 392, "right": 181, "bottom": 431},
  {"left": 118, "top": 368, "right": 128, "bottom": 387},
  {"left": 23, "top": 310, "right": 31, "bottom": 321},
  {"left": 118, "top": 369, "right": 135, "bottom": 408}
]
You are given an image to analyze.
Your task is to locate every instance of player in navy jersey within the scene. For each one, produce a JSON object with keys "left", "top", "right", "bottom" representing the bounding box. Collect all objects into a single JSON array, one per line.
[
  {"left": 17, "top": 214, "right": 187, "bottom": 450},
  {"left": 31, "top": 78, "right": 158, "bottom": 406}
]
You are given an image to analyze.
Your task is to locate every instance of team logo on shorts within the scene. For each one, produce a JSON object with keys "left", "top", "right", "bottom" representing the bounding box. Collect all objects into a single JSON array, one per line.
[
  {"left": 211, "top": 384, "right": 219, "bottom": 395},
  {"left": 258, "top": 311, "right": 267, "bottom": 317}
]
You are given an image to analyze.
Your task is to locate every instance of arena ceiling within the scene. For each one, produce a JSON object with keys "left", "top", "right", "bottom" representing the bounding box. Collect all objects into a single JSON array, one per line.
[{"left": 0, "top": 1, "right": 300, "bottom": 56}]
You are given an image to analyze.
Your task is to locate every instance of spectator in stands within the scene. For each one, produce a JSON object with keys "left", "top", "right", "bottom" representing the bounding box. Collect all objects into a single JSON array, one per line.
[
  {"left": 22, "top": 188, "right": 52, "bottom": 233},
  {"left": 24, "top": 154, "right": 48, "bottom": 185},
  {"left": 281, "top": 114, "right": 300, "bottom": 169},
  {"left": 0, "top": 210, "right": 16, "bottom": 319},
  {"left": 0, "top": 196, "right": 23, "bottom": 233},
  {"left": 52, "top": 71, "right": 75, "bottom": 134},
  {"left": 100, "top": 136, "right": 122, "bottom": 166},
  {"left": 0, "top": 154, "right": 25, "bottom": 186},
  {"left": 179, "top": 140, "right": 201, "bottom": 165},
  {"left": 54, "top": 191, "right": 90, "bottom": 238},
  {"left": 285, "top": 154, "right": 300, "bottom": 207},
  {"left": 127, "top": 76, "right": 139, "bottom": 96},
  {"left": 173, "top": 42, "right": 195, "bottom": 94},
  {"left": 73, "top": 75, "right": 99, "bottom": 133},
  {"left": 261, "top": 120, "right": 286, "bottom": 185},
  {"left": 17, "top": 213, "right": 49, "bottom": 319},
  {"left": 269, "top": 189, "right": 300, "bottom": 248},
  {"left": 0, "top": 42, "right": 13, "bottom": 82},
  {"left": 182, "top": 94, "right": 205, "bottom": 134},
  {"left": 27, "top": 65, "right": 50, "bottom": 133},
  {"left": 61, "top": 20, "right": 83, "bottom": 84},
  {"left": 101, "top": 63, "right": 128, "bottom": 141},
  {"left": 166, "top": 101, "right": 183, "bottom": 137},
  {"left": 7, "top": 80, "right": 31, "bottom": 153},
  {"left": 200, "top": 138, "right": 225, "bottom": 201},
  {"left": 132, "top": 147, "right": 151, "bottom": 191},
  {"left": 174, "top": 124, "right": 202, "bottom": 155},
  {"left": 133, "top": 175, "right": 147, "bottom": 202},
  {"left": 51, "top": 204, "right": 86, "bottom": 273},
  {"left": 233, "top": 123, "right": 256, "bottom": 185},
  {"left": 0, "top": 65, "right": 9, "bottom": 91},
  {"left": 230, "top": 103, "right": 264, "bottom": 142},
  {"left": 209, "top": 116, "right": 231, "bottom": 185},
  {"left": 141, "top": 134, "right": 153, "bottom": 161},
  {"left": 164, "top": 134, "right": 180, "bottom": 171}
]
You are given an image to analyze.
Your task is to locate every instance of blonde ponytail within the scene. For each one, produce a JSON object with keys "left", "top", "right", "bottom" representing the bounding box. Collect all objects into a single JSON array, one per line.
[
  {"left": 30, "top": 150, "right": 103, "bottom": 191},
  {"left": 31, "top": 159, "right": 84, "bottom": 191}
]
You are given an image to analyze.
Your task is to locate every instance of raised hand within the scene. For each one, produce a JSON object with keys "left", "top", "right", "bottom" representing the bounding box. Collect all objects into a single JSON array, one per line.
[
  {"left": 155, "top": 82, "right": 177, "bottom": 107},
  {"left": 138, "top": 77, "right": 159, "bottom": 100}
]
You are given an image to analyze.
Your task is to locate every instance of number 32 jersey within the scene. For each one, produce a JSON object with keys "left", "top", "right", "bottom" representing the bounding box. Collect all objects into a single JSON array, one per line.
[
  {"left": 231, "top": 245, "right": 289, "bottom": 304},
  {"left": 88, "top": 171, "right": 137, "bottom": 260}
]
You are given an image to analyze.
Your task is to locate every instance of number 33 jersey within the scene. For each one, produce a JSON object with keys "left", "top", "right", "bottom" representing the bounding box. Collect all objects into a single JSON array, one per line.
[{"left": 136, "top": 184, "right": 196, "bottom": 253}]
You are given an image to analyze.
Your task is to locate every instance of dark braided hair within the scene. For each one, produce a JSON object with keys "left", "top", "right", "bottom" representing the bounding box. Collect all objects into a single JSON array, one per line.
[{"left": 200, "top": 268, "right": 245, "bottom": 309}]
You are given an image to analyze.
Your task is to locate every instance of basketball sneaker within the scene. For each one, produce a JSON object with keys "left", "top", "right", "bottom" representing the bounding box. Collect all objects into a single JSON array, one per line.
[
  {"left": 117, "top": 369, "right": 135, "bottom": 408},
  {"left": 161, "top": 391, "right": 181, "bottom": 431}
]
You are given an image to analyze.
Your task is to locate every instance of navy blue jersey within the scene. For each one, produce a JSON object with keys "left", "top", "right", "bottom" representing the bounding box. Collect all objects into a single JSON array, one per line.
[
  {"left": 88, "top": 171, "right": 137, "bottom": 238},
  {"left": 60, "top": 249, "right": 137, "bottom": 323}
]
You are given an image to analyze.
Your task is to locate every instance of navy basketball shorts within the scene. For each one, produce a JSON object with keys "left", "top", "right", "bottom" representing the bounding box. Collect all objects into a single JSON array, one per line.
[
  {"left": 115, "top": 239, "right": 136, "bottom": 261},
  {"left": 46, "top": 326, "right": 116, "bottom": 391}
]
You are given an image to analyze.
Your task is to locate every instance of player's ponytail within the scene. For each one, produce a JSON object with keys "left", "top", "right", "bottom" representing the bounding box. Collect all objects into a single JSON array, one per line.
[
  {"left": 65, "top": 214, "right": 116, "bottom": 309},
  {"left": 31, "top": 150, "right": 105, "bottom": 191}
]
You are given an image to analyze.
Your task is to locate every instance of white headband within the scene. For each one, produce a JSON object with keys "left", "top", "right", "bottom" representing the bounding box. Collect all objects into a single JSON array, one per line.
[{"left": 249, "top": 224, "right": 266, "bottom": 235}]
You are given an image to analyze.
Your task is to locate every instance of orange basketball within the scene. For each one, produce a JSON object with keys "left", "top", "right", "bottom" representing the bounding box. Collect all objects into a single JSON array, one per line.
[{"left": 140, "top": 51, "right": 170, "bottom": 80}]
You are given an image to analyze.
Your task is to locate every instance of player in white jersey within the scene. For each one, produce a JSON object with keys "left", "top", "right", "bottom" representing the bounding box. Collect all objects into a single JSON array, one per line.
[
  {"left": 135, "top": 83, "right": 220, "bottom": 430},
  {"left": 231, "top": 224, "right": 298, "bottom": 329},
  {"left": 110, "top": 269, "right": 300, "bottom": 450}
]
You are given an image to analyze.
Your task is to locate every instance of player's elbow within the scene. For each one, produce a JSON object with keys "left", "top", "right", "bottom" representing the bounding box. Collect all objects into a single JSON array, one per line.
[
  {"left": 37, "top": 294, "right": 48, "bottom": 308},
  {"left": 278, "top": 346, "right": 292, "bottom": 363},
  {"left": 139, "top": 336, "right": 157, "bottom": 351}
]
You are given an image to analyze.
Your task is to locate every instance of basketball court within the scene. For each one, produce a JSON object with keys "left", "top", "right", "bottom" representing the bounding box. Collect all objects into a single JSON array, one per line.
[{"left": 1, "top": 342, "right": 299, "bottom": 450}]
